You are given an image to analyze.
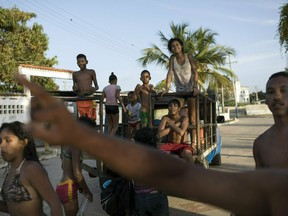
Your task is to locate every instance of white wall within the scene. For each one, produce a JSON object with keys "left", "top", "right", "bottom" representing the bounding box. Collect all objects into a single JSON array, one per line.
[{"left": 0, "top": 96, "right": 30, "bottom": 124}]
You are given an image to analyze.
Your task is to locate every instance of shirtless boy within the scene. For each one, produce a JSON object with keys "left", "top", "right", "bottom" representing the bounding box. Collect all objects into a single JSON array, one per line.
[
  {"left": 134, "top": 70, "right": 156, "bottom": 127},
  {"left": 158, "top": 99, "right": 194, "bottom": 162},
  {"left": 72, "top": 54, "right": 99, "bottom": 120},
  {"left": 72, "top": 54, "right": 99, "bottom": 96},
  {"left": 253, "top": 71, "right": 288, "bottom": 168}
]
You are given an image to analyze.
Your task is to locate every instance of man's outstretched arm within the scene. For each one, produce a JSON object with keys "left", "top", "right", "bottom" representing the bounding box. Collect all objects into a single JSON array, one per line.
[{"left": 16, "top": 74, "right": 288, "bottom": 216}]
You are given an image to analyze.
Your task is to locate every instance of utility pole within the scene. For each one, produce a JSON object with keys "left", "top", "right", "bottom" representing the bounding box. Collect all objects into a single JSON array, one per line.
[
  {"left": 228, "top": 54, "right": 238, "bottom": 119},
  {"left": 255, "top": 86, "right": 259, "bottom": 103}
]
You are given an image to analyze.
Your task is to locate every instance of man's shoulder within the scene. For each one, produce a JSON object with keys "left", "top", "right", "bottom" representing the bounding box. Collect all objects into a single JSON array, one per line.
[{"left": 254, "top": 127, "right": 274, "bottom": 147}]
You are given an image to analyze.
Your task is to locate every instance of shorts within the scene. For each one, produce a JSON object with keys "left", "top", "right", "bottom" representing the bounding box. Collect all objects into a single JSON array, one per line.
[
  {"left": 159, "top": 143, "right": 195, "bottom": 155},
  {"left": 105, "top": 105, "right": 119, "bottom": 115},
  {"left": 128, "top": 121, "right": 141, "bottom": 128},
  {"left": 56, "top": 179, "right": 79, "bottom": 204},
  {"left": 140, "top": 111, "right": 149, "bottom": 125},
  {"left": 76, "top": 100, "right": 97, "bottom": 120}
]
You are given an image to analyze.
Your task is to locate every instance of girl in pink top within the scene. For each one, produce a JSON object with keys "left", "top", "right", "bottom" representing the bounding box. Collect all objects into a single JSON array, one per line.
[{"left": 102, "top": 72, "right": 126, "bottom": 135}]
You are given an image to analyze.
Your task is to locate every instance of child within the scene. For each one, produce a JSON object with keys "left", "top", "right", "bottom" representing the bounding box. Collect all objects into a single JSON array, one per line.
[
  {"left": 0, "top": 121, "right": 63, "bottom": 216},
  {"left": 134, "top": 70, "right": 156, "bottom": 127},
  {"left": 102, "top": 72, "right": 126, "bottom": 135},
  {"left": 56, "top": 116, "right": 94, "bottom": 216},
  {"left": 133, "top": 127, "right": 169, "bottom": 216},
  {"left": 158, "top": 99, "right": 194, "bottom": 162},
  {"left": 125, "top": 91, "right": 141, "bottom": 140},
  {"left": 72, "top": 54, "right": 99, "bottom": 120}
]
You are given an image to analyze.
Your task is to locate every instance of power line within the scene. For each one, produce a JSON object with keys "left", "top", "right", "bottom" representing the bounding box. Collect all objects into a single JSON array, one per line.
[
  {"left": 9, "top": 0, "right": 140, "bottom": 58},
  {"left": 42, "top": 0, "right": 142, "bottom": 50}
]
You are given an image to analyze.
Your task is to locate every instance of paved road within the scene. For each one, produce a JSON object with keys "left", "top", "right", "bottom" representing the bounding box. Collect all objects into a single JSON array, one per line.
[{"left": 0, "top": 117, "right": 274, "bottom": 215}]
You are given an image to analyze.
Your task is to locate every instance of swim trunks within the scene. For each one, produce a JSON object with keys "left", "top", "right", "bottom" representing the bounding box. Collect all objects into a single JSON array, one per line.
[
  {"left": 140, "top": 111, "right": 149, "bottom": 125},
  {"left": 76, "top": 100, "right": 97, "bottom": 120},
  {"left": 159, "top": 143, "right": 195, "bottom": 155},
  {"left": 56, "top": 179, "right": 79, "bottom": 204}
]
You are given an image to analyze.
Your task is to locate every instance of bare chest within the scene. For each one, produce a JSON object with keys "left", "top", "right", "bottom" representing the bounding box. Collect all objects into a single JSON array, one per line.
[{"left": 260, "top": 140, "right": 288, "bottom": 168}]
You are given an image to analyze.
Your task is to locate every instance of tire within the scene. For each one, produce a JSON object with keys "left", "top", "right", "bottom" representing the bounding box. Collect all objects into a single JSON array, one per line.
[{"left": 210, "top": 153, "right": 221, "bottom": 166}]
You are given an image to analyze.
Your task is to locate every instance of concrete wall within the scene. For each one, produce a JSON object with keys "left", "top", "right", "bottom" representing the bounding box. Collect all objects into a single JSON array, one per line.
[
  {"left": 246, "top": 104, "right": 272, "bottom": 116},
  {"left": 0, "top": 96, "right": 30, "bottom": 124}
]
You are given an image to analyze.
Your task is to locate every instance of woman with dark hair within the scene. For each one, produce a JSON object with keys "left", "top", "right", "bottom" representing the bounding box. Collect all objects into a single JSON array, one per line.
[{"left": 0, "top": 121, "right": 63, "bottom": 216}]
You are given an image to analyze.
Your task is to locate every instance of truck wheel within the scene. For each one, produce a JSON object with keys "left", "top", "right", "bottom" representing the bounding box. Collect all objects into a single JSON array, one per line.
[{"left": 211, "top": 153, "right": 221, "bottom": 166}]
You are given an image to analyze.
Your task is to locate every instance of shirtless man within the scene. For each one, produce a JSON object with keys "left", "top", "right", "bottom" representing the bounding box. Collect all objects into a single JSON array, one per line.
[
  {"left": 253, "top": 71, "right": 288, "bottom": 168},
  {"left": 134, "top": 70, "right": 156, "bottom": 127},
  {"left": 16, "top": 73, "right": 288, "bottom": 216},
  {"left": 72, "top": 54, "right": 99, "bottom": 120},
  {"left": 158, "top": 99, "right": 194, "bottom": 162},
  {"left": 72, "top": 54, "right": 99, "bottom": 96}
]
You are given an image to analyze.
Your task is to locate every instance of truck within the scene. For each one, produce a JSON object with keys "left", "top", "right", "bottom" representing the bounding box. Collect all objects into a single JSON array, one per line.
[{"left": 17, "top": 64, "right": 222, "bottom": 177}]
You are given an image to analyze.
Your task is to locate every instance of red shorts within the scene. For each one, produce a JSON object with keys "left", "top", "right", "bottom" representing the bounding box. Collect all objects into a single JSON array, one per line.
[
  {"left": 159, "top": 143, "right": 195, "bottom": 155},
  {"left": 56, "top": 179, "right": 79, "bottom": 204},
  {"left": 76, "top": 100, "right": 96, "bottom": 120}
]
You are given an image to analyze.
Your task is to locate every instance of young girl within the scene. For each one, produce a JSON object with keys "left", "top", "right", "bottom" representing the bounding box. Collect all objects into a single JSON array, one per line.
[
  {"left": 165, "top": 38, "right": 199, "bottom": 150},
  {"left": 0, "top": 121, "right": 63, "bottom": 216},
  {"left": 125, "top": 91, "right": 141, "bottom": 140},
  {"left": 102, "top": 72, "right": 126, "bottom": 135},
  {"left": 56, "top": 116, "right": 94, "bottom": 216}
]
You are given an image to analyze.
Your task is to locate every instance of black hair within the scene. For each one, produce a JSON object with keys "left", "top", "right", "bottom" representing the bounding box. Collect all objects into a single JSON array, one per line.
[
  {"left": 168, "top": 98, "right": 181, "bottom": 107},
  {"left": 0, "top": 121, "right": 40, "bottom": 163},
  {"left": 109, "top": 72, "right": 117, "bottom": 81},
  {"left": 134, "top": 127, "right": 158, "bottom": 148},
  {"left": 78, "top": 116, "right": 96, "bottom": 128},
  {"left": 168, "top": 38, "right": 184, "bottom": 53},
  {"left": 140, "top": 70, "right": 151, "bottom": 77},
  {"left": 268, "top": 71, "right": 288, "bottom": 81},
  {"left": 128, "top": 91, "right": 134, "bottom": 97},
  {"left": 76, "top": 54, "right": 87, "bottom": 60}
]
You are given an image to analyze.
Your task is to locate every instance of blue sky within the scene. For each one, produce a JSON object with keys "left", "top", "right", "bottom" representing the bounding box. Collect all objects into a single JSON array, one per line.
[{"left": 1, "top": 0, "right": 287, "bottom": 92}]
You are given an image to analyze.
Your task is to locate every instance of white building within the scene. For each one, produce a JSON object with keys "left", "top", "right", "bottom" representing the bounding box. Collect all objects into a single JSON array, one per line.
[
  {"left": 235, "top": 80, "right": 250, "bottom": 103},
  {"left": 0, "top": 64, "right": 74, "bottom": 125},
  {"left": 239, "top": 86, "right": 250, "bottom": 103}
]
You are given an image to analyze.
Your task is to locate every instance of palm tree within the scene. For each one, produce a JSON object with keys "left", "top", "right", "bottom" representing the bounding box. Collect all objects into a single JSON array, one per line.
[
  {"left": 278, "top": 2, "right": 288, "bottom": 53},
  {"left": 138, "top": 22, "right": 237, "bottom": 92}
]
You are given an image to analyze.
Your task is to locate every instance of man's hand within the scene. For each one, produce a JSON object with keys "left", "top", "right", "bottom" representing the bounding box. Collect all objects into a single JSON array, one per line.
[{"left": 16, "top": 74, "right": 80, "bottom": 146}]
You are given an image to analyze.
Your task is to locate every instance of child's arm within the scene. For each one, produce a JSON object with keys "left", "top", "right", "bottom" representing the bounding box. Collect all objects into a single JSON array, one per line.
[
  {"left": 101, "top": 90, "right": 106, "bottom": 102},
  {"left": 188, "top": 54, "right": 199, "bottom": 96},
  {"left": 167, "top": 116, "right": 189, "bottom": 137},
  {"left": 91, "top": 69, "right": 99, "bottom": 91},
  {"left": 27, "top": 163, "right": 63, "bottom": 216},
  {"left": 165, "top": 56, "right": 174, "bottom": 92},
  {"left": 116, "top": 88, "right": 126, "bottom": 113},
  {"left": 72, "top": 73, "right": 77, "bottom": 92},
  {"left": 158, "top": 116, "right": 171, "bottom": 138}
]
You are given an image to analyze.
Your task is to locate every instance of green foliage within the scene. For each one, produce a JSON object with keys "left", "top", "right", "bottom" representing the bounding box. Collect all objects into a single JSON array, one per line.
[
  {"left": 138, "top": 22, "right": 237, "bottom": 92},
  {"left": 278, "top": 2, "right": 288, "bottom": 53},
  {"left": 0, "top": 7, "right": 58, "bottom": 92}
]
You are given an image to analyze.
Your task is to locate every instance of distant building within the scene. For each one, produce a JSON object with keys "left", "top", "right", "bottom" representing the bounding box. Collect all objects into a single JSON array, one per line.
[
  {"left": 230, "top": 80, "right": 250, "bottom": 104},
  {"left": 239, "top": 86, "right": 250, "bottom": 103}
]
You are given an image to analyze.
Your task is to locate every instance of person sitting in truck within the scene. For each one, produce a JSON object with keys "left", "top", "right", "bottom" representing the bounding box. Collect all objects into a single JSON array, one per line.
[{"left": 157, "top": 99, "right": 195, "bottom": 162}]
